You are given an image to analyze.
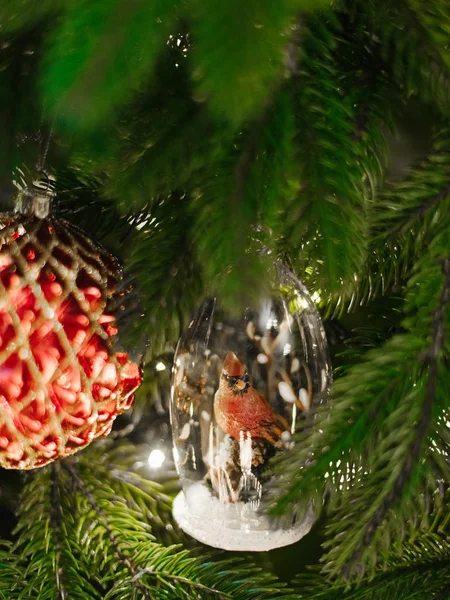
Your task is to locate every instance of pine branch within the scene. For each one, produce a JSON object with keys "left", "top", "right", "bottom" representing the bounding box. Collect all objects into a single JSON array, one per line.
[
  {"left": 271, "top": 219, "right": 450, "bottom": 577},
  {"left": 0, "top": 25, "right": 46, "bottom": 187},
  {"left": 0, "top": 543, "right": 21, "bottom": 600},
  {"left": 321, "top": 126, "right": 450, "bottom": 318},
  {"left": 50, "top": 464, "right": 67, "bottom": 600},
  {"left": 188, "top": 0, "right": 328, "bottom": 126},
  {"left": 293, "top": 523, "right": 450, "bottom": 599},
  {"left": 107, "top": 94, "right": 230, "bottom": 213},
  {"left": 54, "top": 167, "right": 136, "bottom": 261},
  {"left": 374, "top": 126, "right": 450, "bottom": 238},
  {"left": 63, "top": 459, "right": 292, "bottom": 599},
  {"left": 0, "top": 0, "right": 59, "bottom": 34},
  {"left": 66, "top": 462, "right": 157, "bottom": 600},
  {"left": 372, "top": 0, "right": 450, "bottom": 114},
  {"left": 127, "top": 193, "right": 203, "bottom": 357},
  {"left": 405, "top": 0, "right": 450, "bottom": 72},
  {"left": 12, "top": 468, "right": 101, "bottom": 600},
  {"left": 434, "top": 581, "right": 450, "bottom": 600},
  {"left": 246, "top": 88, "right": 299, "bottom": 235},
  {"left": 338, "top": 259, "right": 450, "bottom": 577},
  {"left": 98, "top": 33, "right": 236, "bottom": 212},
  {"left": 189, "top": 91, "right": 292, "bottom": 312},
  {"left": 79, "top": 440, "right": 177, "bottom": 544},
  {"left": 42, "top": 0, "right": 181, "bottom": 131},
  {"left": 294, "top": 563, "right": 450, "bottom": 599},
  {"left": 284, "top": 14, "right": 386, "bottom": 291}
]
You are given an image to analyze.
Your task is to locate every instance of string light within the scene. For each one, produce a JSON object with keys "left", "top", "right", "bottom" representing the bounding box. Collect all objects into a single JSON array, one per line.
[{"left": 148, "top": 448, "right": 166, "bottom": 469}]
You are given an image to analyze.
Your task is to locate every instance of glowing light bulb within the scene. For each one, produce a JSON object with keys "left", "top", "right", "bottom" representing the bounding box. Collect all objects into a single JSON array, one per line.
[{"left": 148, "top": 449, "right": 165, "bottom": 469}]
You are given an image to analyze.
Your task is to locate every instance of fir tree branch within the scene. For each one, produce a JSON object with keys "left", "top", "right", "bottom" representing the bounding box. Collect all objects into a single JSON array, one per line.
[
  {"left": 321, "top": 127, "right": 450, "bottom": 318},
  {"left": 12, "top": 468, "right": 101, "bottom": 600},
  {"left": 294, "top": 520, "right": 450, "bottom": 599},
  {"left": 434, "top": 581, "right": 450, "bottom": 600},
  {"left": 375, "top": 126, "right": 450, "bottom": 238},
  {"left": 188, "top": 0, "right": 328, "bottom": 126},
  {"left": 42, "top": 0, "right": 182, "bottom": 131},
  {"left": 63, "top": 459, "right": 291, "bottom": 599},
  {"left": 54, "top": 168, "right": 136, "bottom": 261},
  {"left": 101, "top": 33, "right": 234, "bottom": 212},
  {"left": 134, "top": 569, "right": 231, "bottom": 600},
  {"left": 80, "top": 440, "right": 177, "bottom": 545},
  {"left": 0, "top": 25, "right": 46, "bottom": 187},
  {"left": 341, "top": 260, "right": 450, "bottom": 576},
  {"left": 0, "top": 0, "right": 60, "bottom": 34},
  {"left": 66, "top": 462, "right": 157, "bottom": 600},
  {"left": 0, "top": 544, "right": 21, "bottom": 600},
  {"left": 50, "top": 463, "right": 67, "bottom": 600},
  {"left": 189, "top": 87, "right": 293, "bottom": 311},
  {"left": 405, "top": 0, "right": 450, "bottom": 72},
  {"left": 372, "top": 0, "right": 450, "bottom": 114},
  {"left": 271, "top": 220, "right": 450, "bottom": 577},
  {"left": 389, "top": 181, "right": 450, "bottom": 238},
  {"left": 127, "top": 194, "right": 203, "bottom": 357},
  {"left": 284, "top": 14, "right": 386, "bottom": 291}
]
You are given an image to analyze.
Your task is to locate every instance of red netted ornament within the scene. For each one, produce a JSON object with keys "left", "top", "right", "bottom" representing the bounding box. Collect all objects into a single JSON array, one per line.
[{"left": 0, "top": 181, "right": 143, "bottom": 469}]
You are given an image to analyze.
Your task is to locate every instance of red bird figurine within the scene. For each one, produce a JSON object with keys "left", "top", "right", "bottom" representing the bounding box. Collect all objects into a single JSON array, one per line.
[{"left": 214, "top": 352, "right": 288, "bottom": 447}]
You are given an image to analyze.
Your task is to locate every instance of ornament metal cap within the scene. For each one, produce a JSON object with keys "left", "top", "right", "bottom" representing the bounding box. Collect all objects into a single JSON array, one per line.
[{"left": 13, "top": 167, "right": 55, "bottom": 219}]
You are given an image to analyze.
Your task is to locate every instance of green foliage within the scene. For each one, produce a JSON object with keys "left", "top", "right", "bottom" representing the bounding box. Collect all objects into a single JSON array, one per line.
[
  {"left": 321, "top": 124, "right": 450, "bottom": 318},
  {"left": 0, "top": 27, "right": 44, "bottom": 186},
  {"left": 284, "top": 15, "right": 384, "bottom": 290},
  {"left": 41, "top": 0, "right": 331, "bottom": 131},
  {"left": 71, "top": 454, "right": 293, "bottom": 599},
  {"left": 54, "top": 167, "right": 136, "bottom": 258},
  {"left": 103, "top": 34, "right": 232, "bottom": 212},
  {"left": 293, "top": 513, "right": 450, "bottom": 599},
  {"left": 12, "top": 467, "right": 101, "bottom": 599},
  {"left": 248, "top": 89, "right": 298, "bottom": 228},
  {"left": 371, "top": 0, "right": 450, "bottom": 114},
  {"left": 1, "top": 0, "right": 450, "bottom": 595},
  {"left": 0, "top": 543, "right": 21, "bottom": 600},
  {"left": 272, "top": 197, "right": 450, "bottom": 576},
  {"left": 6, "top": 442, "right": 298, "bottom": 599},
  {"left": 406, "top": 0, "right": 450, "bottom": 70},
  {"left": 0, "top": 0, "right": 60, "bottom": 34},
  {"left": 188, "top": 133, "right": 273, "bottom": 312},
  {"left": 373, "top": 126, "right": 450, "bottom": 240},
  {"left": 108, "top": 92, "right": 227, "bottom": 212},
  {"left": 42, "top": 0, "right": 181, "bottom": 131},
  {"left": 189, "top": 0, "right": 302, "bottom": 126},
  {"left": 128, "top": 194, "right": 204, "bottom": 356}
]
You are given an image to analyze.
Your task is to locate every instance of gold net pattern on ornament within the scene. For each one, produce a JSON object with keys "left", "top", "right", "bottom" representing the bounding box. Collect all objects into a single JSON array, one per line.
[{"left": 0, "top": 214, "right": 142, "bottom": 469}]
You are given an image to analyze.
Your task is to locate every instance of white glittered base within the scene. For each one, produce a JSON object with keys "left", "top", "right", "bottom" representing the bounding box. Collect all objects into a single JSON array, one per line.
[{"left": 173, "top": 483, "right": 315, "bottom": 552}]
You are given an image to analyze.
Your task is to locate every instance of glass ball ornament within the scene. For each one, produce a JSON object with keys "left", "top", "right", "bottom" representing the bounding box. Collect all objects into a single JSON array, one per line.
[
  {"left": 0, "top": 175, "right": 144, "bottom": 469},
  {"left": 170, "top": 262, "right": 332, "bottom": 551}
]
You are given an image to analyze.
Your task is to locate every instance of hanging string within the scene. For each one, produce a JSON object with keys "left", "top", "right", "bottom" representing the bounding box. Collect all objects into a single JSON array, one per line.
[
  {"left": 35, "top": 118, "right": 55, "bottom": 175},
  {"left": 12, "top": 120, "right": 56, "bottom": 219},
  {"left": 24, "top": 116, "right": 58, "bottom": 217}
]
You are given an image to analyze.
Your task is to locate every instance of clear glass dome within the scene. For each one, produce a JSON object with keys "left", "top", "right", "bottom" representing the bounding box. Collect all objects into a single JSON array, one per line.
[{"left": 170, "top": 263, "right": 331, "bottom": 551}]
